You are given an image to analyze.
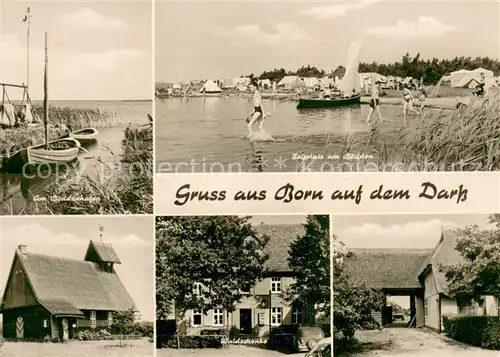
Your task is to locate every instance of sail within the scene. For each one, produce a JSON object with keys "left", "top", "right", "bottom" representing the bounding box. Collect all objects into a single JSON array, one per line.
[{"left": 338, "top": 37, "right": 363, "bottom": 95}]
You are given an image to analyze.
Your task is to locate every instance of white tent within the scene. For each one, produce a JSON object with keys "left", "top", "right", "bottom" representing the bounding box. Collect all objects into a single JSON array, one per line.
[
  {"left": 277, "top": 76, "right": 305, "bottom": 90},
  {"left": 220, "top": 78, "right": 235, "bottom": 88},
  {"left": 450, "top": 68, "right": 494, "bottom": 87},
  {"left": 302, "top": 77, "right": 319, "bottom": 87},
  {"left": 259, "top": 79, "right": 271, "bottom": 88},
  {"left": 200, "top": 80, "right": 222, "bottom": 93},
  {"left": 234, "top": 77, "right": 251, "bottom": 86},
  {"left": 456, "top": 77, "right": 480, "bottom": 88},
  {"left": 452, "top": 68, "right": 494, "bottom": 88}
]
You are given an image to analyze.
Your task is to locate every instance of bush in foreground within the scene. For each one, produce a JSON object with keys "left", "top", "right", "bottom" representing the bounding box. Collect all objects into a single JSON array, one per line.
[
  {"left": 443, "top": 316, "right": 500, "bottom": 350},
  {"left": 158, "top": 335, "right": 223, "bottom": 349}
]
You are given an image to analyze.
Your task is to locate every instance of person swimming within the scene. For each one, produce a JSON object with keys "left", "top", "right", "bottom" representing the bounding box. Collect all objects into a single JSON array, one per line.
[{"left": 366, "top": 80, "right": 383, "bottom": 123}]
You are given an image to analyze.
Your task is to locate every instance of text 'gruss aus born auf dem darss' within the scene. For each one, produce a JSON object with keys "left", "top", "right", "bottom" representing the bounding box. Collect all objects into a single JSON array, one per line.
[{"left": 173, "top": 182, "right": 468, "bottom": 206}]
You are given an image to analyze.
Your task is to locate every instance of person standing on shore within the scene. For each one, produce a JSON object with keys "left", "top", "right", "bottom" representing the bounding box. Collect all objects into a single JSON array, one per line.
[
  {"left": 246, "top": 80, "right": 264, "bottom": 138},
  {"left": 366, "top": 80, "right": 383, "bottom": 123}
]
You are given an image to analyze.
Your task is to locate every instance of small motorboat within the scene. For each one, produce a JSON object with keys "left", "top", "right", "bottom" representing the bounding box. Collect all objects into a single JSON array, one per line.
[
  {"left": 60, "top": 127, "right": 98, "bottom": 146},
  {"left": 297, "top": 94, "right": 361, "bottom": 109}
]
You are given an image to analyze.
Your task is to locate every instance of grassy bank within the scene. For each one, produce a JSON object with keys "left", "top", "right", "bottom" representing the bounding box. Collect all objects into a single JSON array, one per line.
[
  {"left": 31, "top": 121, "right": 153, "bottom": 214},
  {"left": 324, "top": 94, "right": 500, "bottom": 172}
]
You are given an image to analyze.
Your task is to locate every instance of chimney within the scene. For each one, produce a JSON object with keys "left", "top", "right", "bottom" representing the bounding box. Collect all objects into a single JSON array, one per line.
[{"left": 18, "top": 245, "right": 27, "bottom": 255}]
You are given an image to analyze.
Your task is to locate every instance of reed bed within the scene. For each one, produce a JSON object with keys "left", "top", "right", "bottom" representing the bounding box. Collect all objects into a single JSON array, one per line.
[
  {"left": 332, "top": 93, "right": 500, "bottom": 172},
  {"left": 32, "top": 105, "right": 119, "bottom": 129},
  {"left": 0, "top": 106, "right": 118, "bottom": 156},
  {"left": 35, "top": 122, "right": 153, "bottom": 215}
]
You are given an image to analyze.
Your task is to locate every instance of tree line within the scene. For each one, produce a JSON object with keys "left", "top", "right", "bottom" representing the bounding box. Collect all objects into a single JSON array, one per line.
[
  {"left": 248, "top": 54, "right": 500, "bottom": 85},
  {"left": 156, "top": 214, "right": 499, "bottom": 352}
]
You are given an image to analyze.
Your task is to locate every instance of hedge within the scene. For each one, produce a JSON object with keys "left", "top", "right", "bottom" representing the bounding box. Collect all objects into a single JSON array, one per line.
[
  {"left": 157, "top": 335, "right": 223, "bottom": 349},
  {"left": 442, "top": 316, "right": 500, "bottom": 350}
]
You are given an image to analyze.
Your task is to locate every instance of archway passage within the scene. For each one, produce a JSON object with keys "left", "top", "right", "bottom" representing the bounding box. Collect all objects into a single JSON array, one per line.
[{"left": 343, "top": 248, "right": 432, "bottom": 328}]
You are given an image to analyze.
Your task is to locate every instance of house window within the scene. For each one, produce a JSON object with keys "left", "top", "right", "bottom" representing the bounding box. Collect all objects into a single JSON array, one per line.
[
  {"left": 107, "top": 312, "right": 113, "bottom": 326},
  {"left": 424, "top": 300, "right": 428, "bottom": 318},
  {"left": 241, "top": 283, "right": 251, "bottom": 294},
  {"left": 90, "top": 311, "right": 97, "bottom": 329},
  {"left": 292, "top": 307, "right": 303, "bottom": 324},
  {"left": 213, "top": 309, "right": 224, "bottom": 326},
  {"left": 271, "top": 307, "right": 282, "bottom": 326},
  {"left": 192, "top": 310, "right": 202, "bottom": 326},
  {"left": 271, "top": 278, "right": 281, "bottom": 293},
  {"left": 43, "top": 319, "right": 48, "bottom": 328},
  {"left": 193, "top": 282, "right": 202, "bottom": 296}
]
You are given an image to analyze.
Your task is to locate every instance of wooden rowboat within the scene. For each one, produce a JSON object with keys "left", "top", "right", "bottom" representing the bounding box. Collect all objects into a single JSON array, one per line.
[
  {"left": 2, "top": 138, "right": 80, "bottom": 174},
  {"left": 296, "top": 94, "right": 361, "bottom": 109},
  {"left": 60, "top": 128, "right": 98, "bottom": 146}
]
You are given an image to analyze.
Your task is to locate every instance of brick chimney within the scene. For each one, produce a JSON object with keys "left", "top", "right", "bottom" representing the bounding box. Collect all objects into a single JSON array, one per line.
[{"left": 18, "top": 245, "right": 27, "bottom": 255}]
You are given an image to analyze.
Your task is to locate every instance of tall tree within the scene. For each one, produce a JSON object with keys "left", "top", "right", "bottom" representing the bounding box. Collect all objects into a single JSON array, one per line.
[
  {"left": 332, "top": 241, "right": 385, "bottom": 339},
  {"left": 443, "top": 217, "right": 500, "bottom": 301},
  {"left": 285, "top": 215, "right": 330, "bottom": 319},
  {"left": 155, "top": 216, "right": 269, "bottom": 333}
]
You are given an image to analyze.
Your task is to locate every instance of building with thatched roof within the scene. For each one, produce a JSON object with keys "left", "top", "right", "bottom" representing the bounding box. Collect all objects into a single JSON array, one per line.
[
  {"left": 1, "top": 241, "right": 136, "bottom": 341},
  {"left": 177, "top": 223, "right": 320, "bottom": 337},
  {"left": 343, "top": 230, "right": 499, "bottom": 333}
]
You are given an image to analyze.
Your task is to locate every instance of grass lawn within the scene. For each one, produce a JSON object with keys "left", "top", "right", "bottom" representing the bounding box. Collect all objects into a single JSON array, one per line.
[
  {"left": 1, "top": 339, "right": 153, "bottom": 357},
  {"left": 350, "top": 328, "right": 499, "bottom": 356}
]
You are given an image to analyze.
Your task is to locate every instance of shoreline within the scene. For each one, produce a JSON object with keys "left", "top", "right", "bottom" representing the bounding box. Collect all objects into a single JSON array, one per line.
[{"left": 157, "top": 92, "right": 472, "bottom": 110}]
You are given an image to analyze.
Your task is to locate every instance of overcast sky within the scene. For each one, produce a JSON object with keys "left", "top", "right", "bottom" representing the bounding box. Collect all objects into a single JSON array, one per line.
[
  {"left": 156, "top": 0, "right": 499, "bottom": 82},
  {"left": 1, "top": 216, "right": 154, "bottom": 322},
  {"left": 333, "top": 214, "right": 492, "bottom": 248},
  {"left": 1, "top": 0, "right": 152, "bottom": 101}
]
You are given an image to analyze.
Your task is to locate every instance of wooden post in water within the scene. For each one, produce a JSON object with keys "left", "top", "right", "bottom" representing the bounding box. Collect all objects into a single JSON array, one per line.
[{"left": 43, "top": 32, "right": 49, "bottom": 149}]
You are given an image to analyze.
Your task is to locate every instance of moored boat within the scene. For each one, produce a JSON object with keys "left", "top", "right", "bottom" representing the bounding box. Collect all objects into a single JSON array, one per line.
[
  {"left": 60, "top": 127, "right": 98, "bottom": 146},
  {"left": 1, "top": 33, "right": 82, "bottom": 174},
  {"left": 2, "top": 138, "right": 80, "bottom": 173},
  {"left": 297, "top": 37, "right": 364, "bottom": 110},
  {"left": 297, "top": 94, "right": 361, "bottom": 109}
]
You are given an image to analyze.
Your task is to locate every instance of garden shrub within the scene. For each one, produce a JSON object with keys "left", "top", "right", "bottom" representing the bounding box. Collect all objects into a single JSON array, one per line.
[
  {"left": 443, "top": 316, "right": 500, "bottom": 350},
  {"left": 158, "top": 335, "right": 223, "bottom": 349}
]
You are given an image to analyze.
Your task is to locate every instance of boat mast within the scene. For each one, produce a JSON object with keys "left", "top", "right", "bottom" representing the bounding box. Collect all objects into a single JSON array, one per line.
[
  {"left": 44, "top": 32, "right": 49, "bottom": 149},
  {"left": 23, "top": 7, "right": 33, "bottom": 92}
]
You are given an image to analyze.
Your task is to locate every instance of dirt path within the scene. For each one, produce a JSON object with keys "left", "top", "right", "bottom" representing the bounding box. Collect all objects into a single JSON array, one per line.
[
  {"left": 157, "top": 345, "right": 305, "bottom": 357},
  {"left": 352, "top": 327, "right": 499, "bottom": 357},
  {"left": 1, "top": 339, "right": 153, "bottom": 357}
]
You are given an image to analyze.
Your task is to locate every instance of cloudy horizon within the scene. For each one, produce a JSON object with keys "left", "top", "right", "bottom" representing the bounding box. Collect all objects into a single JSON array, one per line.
[
  {"left": 157, "top": 0, "right": 499, "bottom": 82},
  {"left": 1, "top": 0, "right": 152, "bottom": 101}
]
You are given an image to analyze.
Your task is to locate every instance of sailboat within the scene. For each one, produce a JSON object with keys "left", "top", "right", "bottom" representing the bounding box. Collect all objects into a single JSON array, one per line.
[
  {"left": 297, "top": 37, "right": 363, "bottom": 109},
  {"left": 2, "top": 33, "right": 80, "bottom": 174}
]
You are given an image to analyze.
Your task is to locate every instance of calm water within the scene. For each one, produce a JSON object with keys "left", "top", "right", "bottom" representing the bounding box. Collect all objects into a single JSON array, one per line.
[
  {"left": 156, "top": 96, "right": 414, "bottom": 173},
  {"left": 0, "top": 100, "right": 152, "bottom": 214}
]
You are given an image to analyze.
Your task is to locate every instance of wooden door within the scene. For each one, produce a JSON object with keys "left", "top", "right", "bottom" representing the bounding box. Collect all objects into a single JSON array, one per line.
[
  {"left": 16, "top": 316, "right": 24, "bottom": 339},
  {"left": 62, "top": 318, "right": 69, "bottom": 341}
]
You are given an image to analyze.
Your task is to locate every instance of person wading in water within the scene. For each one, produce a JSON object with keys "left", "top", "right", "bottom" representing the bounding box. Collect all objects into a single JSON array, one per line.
[
  {"left": 366, "top": 80, "right": 383, "bottom": 123},
  {"left": 246, "top": 80, "right": 265, "bottom": 138},
  {"left": 402, "top": 85, "right": 419, "bottom": 124}
]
